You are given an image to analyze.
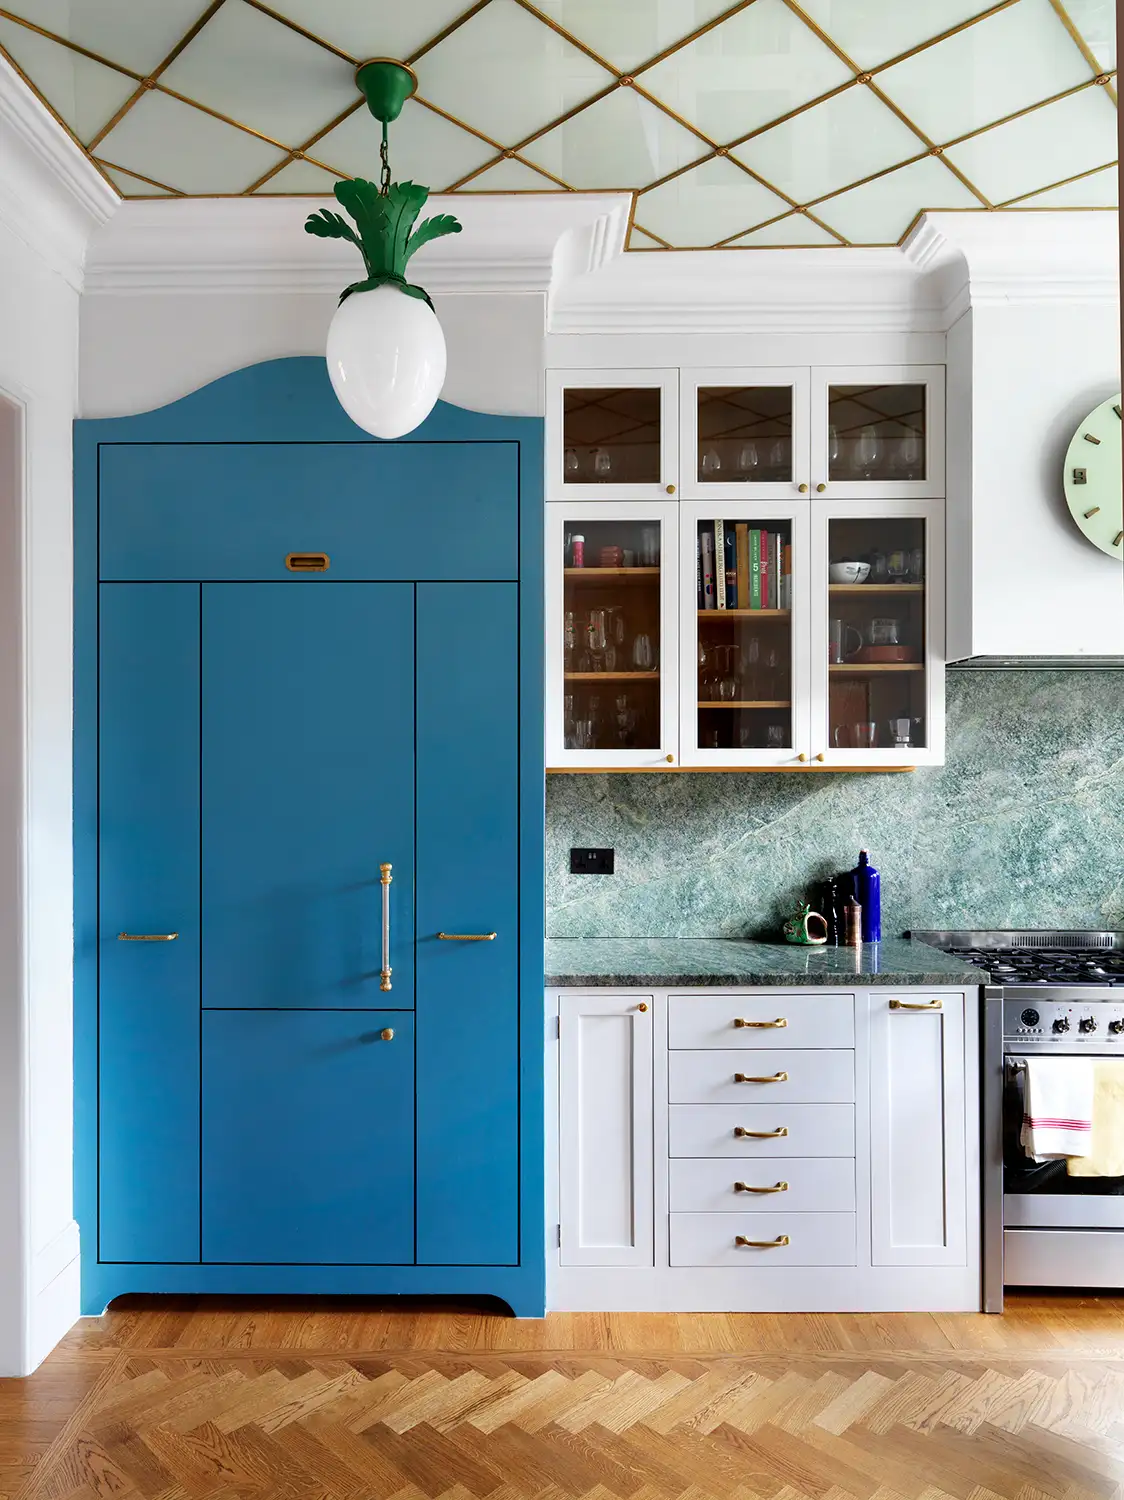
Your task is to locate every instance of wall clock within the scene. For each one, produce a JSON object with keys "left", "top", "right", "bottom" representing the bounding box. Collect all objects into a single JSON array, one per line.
[{"left": 1063, "top": 393, "right": 1122, "bottom": 558}]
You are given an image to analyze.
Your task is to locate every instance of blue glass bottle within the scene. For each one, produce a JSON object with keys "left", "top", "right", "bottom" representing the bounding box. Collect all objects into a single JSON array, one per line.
[{"left": 852, "top": 850, "right": 881, "bottom": 943}]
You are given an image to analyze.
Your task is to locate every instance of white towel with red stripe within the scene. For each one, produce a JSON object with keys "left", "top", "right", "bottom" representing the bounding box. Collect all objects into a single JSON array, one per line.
[{"left": 1019, "top": 1057, "right": 1094, "bottom": 1160}]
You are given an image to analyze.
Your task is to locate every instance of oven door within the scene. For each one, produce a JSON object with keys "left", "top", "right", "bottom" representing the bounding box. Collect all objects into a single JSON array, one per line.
[{"left": 1004, "top": 1054, "right": 1124, "bottom": 1228}]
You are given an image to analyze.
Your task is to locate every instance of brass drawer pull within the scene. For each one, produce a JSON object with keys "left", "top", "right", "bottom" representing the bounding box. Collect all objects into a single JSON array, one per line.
[
  {"left": 734, "top": 1017, "right": 787, "bottom": 1029},
  {"left": 380, "top": 1028, "right": 394, "bottom": 1041},
  {"left": 118, "top": 932, "right": 178, "bottom": 941},
  {"left": 380, "top": 863, "right": 392, "bottom": 992},
  {"left": 735, "top": 1180, "right": 788, "bottom": 1194},
  {"left": 736, "top": 1234, "right": 790, "bottom": 1248},
  {"left": 889, "top": 998, "right": 942, "bottom": 1011},
  {"left": 734, "top": 1071, "right": 788, "bottom": 1084},
  {"left": 734, "top": 1125, "right": 788, "bottom": 1139},
  {"left": 437, "top": 931, "right": 497, "bottom": 941}
]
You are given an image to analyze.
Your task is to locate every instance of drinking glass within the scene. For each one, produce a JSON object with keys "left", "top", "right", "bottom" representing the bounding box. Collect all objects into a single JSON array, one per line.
[
  {"left": 828, "top": 424, "right": 842, "bottom": 470},
  {"left": 632, "top": 633, "right": 656, "bottom": 672},
  {"left": 766, "top": 724, "right": 785, "bottom": 749},
  {"left": 738, "top": 440, "right": 759, "bottom": 476},
  {"left": 908, "top": 546, "right": 924, "bottom": 583},
  {"left": 852, "top": 722, "right": 877, "bottom": 747},
  {"left": 640, "top": 527, "right": 660, "bottom": 567},
  {"left": 563, "top": 693, "right": 575, "bottom": 747},
  {"left": 742, "top": 636, "right": 760, "bottom": 698},
  {"left": 592, "top": 447, "right": 612, "bottom": 477},
  {"left": 587, "top": 695, "right": 604, "bottom": 744},
  {"left": 564, "top": 448, "right": 580, "bottom": 476},
  {"left": 563, "top": 610, "right": 577, "bottom": 671},
  {"left": 700, "top": 447, "right": 722, "bottom": 476},
  {"left": 717, "top": 645, "right": 739, "bottom": 701},
  {"left": 886, "top": 550, "right": 909, "bottom": 582},
  {"left": 768, "top": 438, "right": 787, "bottom": 475},
  {"left": 869, "top": 618, "right": 902, "bottom": 646},
  {"left": 899, "top": 428, "right": 923, "bottom": 479},
  {"left": 855, "top": 425, "right": 882, "bottom": 478},
  {"left": 614, "top": 693, "right": 636, "bottom": 748},
  {"left": 605, "top": 604, "right": 627, "bottom": 670},
  {"left": 586, "top": 608, "right": 608, "bottom": 671}
]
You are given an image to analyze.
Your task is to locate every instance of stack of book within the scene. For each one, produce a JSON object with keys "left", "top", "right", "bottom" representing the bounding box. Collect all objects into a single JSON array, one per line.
[{"left": 698, "top": 522, "right": 792, "bottom": 610}]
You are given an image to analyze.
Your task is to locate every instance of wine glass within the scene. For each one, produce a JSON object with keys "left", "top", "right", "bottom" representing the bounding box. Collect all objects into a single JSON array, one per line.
[
  {"left": 564, "top": 447, "right": 580, "bottom": 476},
  {"left": 855, "top": 425, "right": 882, "bottom": 479},
  {"left": 632, "top": 633, "right": 656, "bottom": 672},
  {"left": 563, "top": 610, "right": 576, "bottom": 671},
  {"left": 828, "top": 423, "right": 842, "bottom": 475},
  {"left": 768, "top": 438, "right": 787, "bottom": 477},
  {"left": 738, "top": 440, "right": 759, "bottom": 477},
  {"left": 717, "top": 645, "right": 740, "bottom": 702},
  {"left": 586, "top": 608, "right": 608, "bottom": 671},
  {"left": 899, "top": 427, "right": 923, "bottom": 480},
  {"left": 592, "top": 447, "right": 612, "bottom": 478},
  {"left": 604, "top": 605, "right": 627, "bottom": 671},
  {"left": 742, "top": 635, "right": 760, "bottom": 699},
  {"left": 700, "top": 446, "right": 722, "bottom": 476}
]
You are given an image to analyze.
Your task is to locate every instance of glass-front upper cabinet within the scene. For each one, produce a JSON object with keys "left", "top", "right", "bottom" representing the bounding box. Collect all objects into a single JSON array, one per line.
[
  {"left": 811, "top": 502, "right": 944, "bottom": 767},
  {"left": 681, "top": 368, "right": 810, "bottom": 500},
  {"left": 679, "top": 502, "right": 810, "bottom": 768},
  {"left": 546, "top": 503, "right": 679, "bottom": 769},
  {"left": 810, "top": 366, "right": 945, "bottom": 499},
  {"left": 546, "top": 370, "right": 679, "bottom": 501}
]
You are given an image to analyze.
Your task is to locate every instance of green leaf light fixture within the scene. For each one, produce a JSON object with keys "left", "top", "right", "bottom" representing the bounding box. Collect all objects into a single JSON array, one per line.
[{"left": 305, "top": 59, "right": 462, "bottom": 438}]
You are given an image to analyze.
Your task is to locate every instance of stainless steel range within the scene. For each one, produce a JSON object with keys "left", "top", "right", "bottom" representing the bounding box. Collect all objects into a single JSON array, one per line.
[{"left": 914, "top": 930, "right": 1124, "bottom": 1311}]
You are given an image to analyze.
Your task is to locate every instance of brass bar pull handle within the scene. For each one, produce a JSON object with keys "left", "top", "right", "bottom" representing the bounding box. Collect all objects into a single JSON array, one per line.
[
  {"left": 118, "top": 932, "right": 178, "bottom": 941},
  {"left": 736, "top": 1234, "right": 790, "bottom": 1249},
  {"left": 437, "top": 932, "right": 497, "bottom": 941},
  {"left": 734, "top": 1071, "right": 789, "bottom": 1084},
  {"left": 889, "top": 998, "right": 942, "bottom": 1011},
  {"left": 734, "top": 1017, "right": 788, "bottom": 1029},
  {"left": 735, "top": 1181, "right": 789, "bottom": 1194},
  {"left": 380, "top": 863, "right": 392, "bottom": 992},
  {"left": 734, "top": 1125, "right": 789, "bottom": 1139}
]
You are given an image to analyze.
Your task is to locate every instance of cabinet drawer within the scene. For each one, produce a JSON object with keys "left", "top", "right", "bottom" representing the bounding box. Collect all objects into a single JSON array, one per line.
[
  {"left": 668, "top": 995, "right": 854, "bottom": 1050},
  {"left": 670, "top": 1212, "right": 857, "bottom": 1267},
  {"left": 669, "top": 1049, "right": 853, "bottom": 1104},
  {"left": 669, "top": 1103, "right": 854, "bottom": 1157},
  {"left": 669, "top": 1157, "right": 855, "bottom": 1214}
]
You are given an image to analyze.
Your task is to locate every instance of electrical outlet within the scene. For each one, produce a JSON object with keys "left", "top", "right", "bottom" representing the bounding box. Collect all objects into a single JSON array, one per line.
[{"left": 570, "top": 847, "right": 614, "bottom": 875}]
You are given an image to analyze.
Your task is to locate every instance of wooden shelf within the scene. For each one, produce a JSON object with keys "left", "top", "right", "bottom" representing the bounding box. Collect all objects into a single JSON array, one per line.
[
  {"left": 565, "top": 567, "right": 660, "bottom": 585},
  {"left": 830, "top": 663, "right": 924, "bottom": 674},
  {"left": 829, "top": 583, "right": 923, "bottom": 594},
  {"left": 698, "top": 609, "right": 790, "bottom": 620},
  {"left": 565, "top": 671, "right": 660, "bottom": 682},
  {"left": 698, "top": 700, "right": 791, "bottom": 709}
]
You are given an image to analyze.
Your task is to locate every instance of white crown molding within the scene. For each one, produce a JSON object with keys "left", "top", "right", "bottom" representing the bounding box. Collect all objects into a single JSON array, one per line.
[
  {"left": 0, "top": 57, "right": 118, "bottom": 289},
  {"left": 84, "top": 193, "right": 633, "bottom": 298}
]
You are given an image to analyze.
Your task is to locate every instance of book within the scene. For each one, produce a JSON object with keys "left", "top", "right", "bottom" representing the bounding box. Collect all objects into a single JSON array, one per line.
[
  {"left": 714, "top": 519, "right": 726, "bottom": 609},
  {"left": 770, "top": 532, "right": 781, "bottom": 609},
  {"left": 782, "top": 541, "right": 792, "bottom": 609},
  {"left": 735, "top": 523, "right": 750, "bottom": 608},
  {"left": 759, "top": 529, "right": 770, "bottom": 611},
  {"left": 749, "top": 528, "right": 762, "bottom": 609},
  {"left": 696, "top": 528, "right": 703, "bottom": 609},
  {"left": 700, "top": 526, "right": 716, "bottom": 609},
  {"left": 724, "top": 524, "right": 738, "bottom": 608}
]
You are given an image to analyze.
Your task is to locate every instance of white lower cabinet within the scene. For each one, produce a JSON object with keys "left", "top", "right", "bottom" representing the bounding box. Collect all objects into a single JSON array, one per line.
[{"left": 550, "top": 985, "right": 980, "bottom": 1311}]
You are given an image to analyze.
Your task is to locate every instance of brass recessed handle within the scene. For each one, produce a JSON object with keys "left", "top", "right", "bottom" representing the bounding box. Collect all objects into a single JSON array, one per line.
[
  {"left": 736, "top": 1234, "right": 790, "bottom": 1248},
  {"left": 734, "top": 1125, "right": 789, "bottom": 1139},
  {"left": 636, "top": 1003, "right": 649, "bottom": 1012},
  {"left": 735, "top": 1180, "right": 789, "bottom": 1194},
  {"left": 816, "top": 483, "right": 827, "bottom": 493},
  {"left": 437, "top": 932, "right": 497, "bottom": 941},
  {"left": 734, "top": 1071, "right": 788, "bottom": 1084},
  {"left": 380, "top": 1028, "right": 394, "bottom": 1041},
  {"left": 118, "top": 932, "right": 178, "bottom": 941},
  {"left": 734, "top": 1017, "right": 787, "bottom": 1029},
  {"left": 798, "top": 482, "right": 808, "bottom": 493},
  {"left": 380, "top": 863, "right": 393, "bottom": 992},
  {"left": 890, "top": 998, "right": 943, "bottom": 1010}
]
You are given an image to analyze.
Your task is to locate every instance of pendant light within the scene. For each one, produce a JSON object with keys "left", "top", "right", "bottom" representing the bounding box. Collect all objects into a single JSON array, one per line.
[{"left": 305, "top": 59, "right": 462, "bottom": 439}]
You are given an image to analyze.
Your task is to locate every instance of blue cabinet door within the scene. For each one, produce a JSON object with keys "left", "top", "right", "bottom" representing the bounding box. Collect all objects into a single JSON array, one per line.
[
  {"left": 201, "top": 584, "right": 415, "bottom": 1008},
  {"left": 202, "top": 1010, "right": 414, "bottom": 1263},
  {"left": 98, "top": 584, "right": 200, "bottom": 1262},
  {"left": 416, "top": 584, "right": 519, "bottom": 1265}
]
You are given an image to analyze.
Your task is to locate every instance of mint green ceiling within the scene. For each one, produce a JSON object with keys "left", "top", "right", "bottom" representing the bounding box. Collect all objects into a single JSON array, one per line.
[{"left": 0, "top": 0, "right": 1116, "bottom": 247}]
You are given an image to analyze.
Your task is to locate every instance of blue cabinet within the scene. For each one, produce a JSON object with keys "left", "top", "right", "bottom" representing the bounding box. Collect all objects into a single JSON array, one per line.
[{"left": 76, "top": 357, "right": 544, "bottom": 1314}]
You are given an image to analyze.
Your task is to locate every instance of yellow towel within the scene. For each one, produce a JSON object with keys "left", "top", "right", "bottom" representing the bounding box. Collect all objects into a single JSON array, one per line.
[{"left": 1067, "top": 1060, "right": 1124, "bottom": 1176}]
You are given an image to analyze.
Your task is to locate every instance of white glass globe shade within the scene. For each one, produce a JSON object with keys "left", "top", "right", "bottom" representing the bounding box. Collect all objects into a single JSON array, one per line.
[{"left": 325, "top": 283, "right": 447, "bottom": 439}]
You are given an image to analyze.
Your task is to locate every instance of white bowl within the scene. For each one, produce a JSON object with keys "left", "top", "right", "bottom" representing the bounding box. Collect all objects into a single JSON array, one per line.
[{"left": 829, "top": 561, "right": 870, "bottom": 584}]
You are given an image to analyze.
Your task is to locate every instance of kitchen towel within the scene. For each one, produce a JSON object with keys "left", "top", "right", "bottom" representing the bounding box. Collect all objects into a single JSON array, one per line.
[
  {"left": 1067, "top": 1060, "right": 1124, "bottom": 1176},
  {"left": 1019, "top": 1057, "right": 1094, "bottom": 1160}
]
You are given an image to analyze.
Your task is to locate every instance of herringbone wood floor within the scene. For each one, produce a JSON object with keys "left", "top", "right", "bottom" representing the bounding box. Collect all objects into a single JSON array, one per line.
[{"left": 5, "top": 1296, "right": 1124, "bottom": 1500}]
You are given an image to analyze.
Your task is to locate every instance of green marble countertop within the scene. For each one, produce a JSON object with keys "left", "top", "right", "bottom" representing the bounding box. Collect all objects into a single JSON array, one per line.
[{"left": 544, "top": 937, "right": 988, "bottom": 988}]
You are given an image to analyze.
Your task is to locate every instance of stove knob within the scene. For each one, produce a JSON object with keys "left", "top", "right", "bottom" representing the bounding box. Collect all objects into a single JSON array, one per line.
[
  {"left": 1079, "top": 1016, "right": 1098, "bottom": 1034},
  {"left": 1053, "top": 1016, "right": 1070, "bottom": 1033},
  {"left": 1110, "top": 1019, "right": 1124, "bottom": 1035}
]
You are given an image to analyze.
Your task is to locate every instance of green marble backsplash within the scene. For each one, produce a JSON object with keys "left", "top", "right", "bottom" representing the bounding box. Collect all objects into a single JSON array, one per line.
[{"left": 546, "top": 670, "right": 1124, "bottom": 940}]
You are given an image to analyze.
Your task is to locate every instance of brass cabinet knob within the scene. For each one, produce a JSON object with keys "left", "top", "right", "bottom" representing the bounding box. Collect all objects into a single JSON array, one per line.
[
  {"left": 636, "top": 1002, "right": 649, "bottom": 1012},
  {"left": 798, "top": 482, "right": 808, "bottom": 493},
  {"left": 816, "top": 482, "right": 827, "bottom": 493},
  {"left": 797, "top": 752, "right": 808, "bottom": 763},
  {"left": 815, "top": 752, "right": 825, "bottom": 762},
  {"left": 665, "top": 483, "right": 676, "bottom": 494},
  {"left": 665, "top": 753, "right": 674, "bottom": 763},
  {"left": 380, "top": 1028, "right": 394, "bottom": 1041}
]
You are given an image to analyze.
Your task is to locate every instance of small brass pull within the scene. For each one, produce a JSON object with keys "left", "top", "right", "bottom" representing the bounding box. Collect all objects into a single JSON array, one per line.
[
  {"left": 735, "top": 1180, "right": 789, "bottom": 1194},
  {"left": 665, "top": 483, "right": 676, "bottom": 494},
  {"left": 816, "top": 483, "right": 827, "bottom": 493},
  {"left": 734, "top": 1017, "right": 787, "bottom": 1029},
  {"left": 636, "top": 1003, "right": 649, "bottom": 1012},
  {"left": 734, "top": 1071, "right": 788, "bottom": 1084},
  {"left": 798, "top": 482, "right": 808, "bottom": 493},
  {"left": 665, "top": 753, "right": 674, "bottom": 763},
  {"left": 437, "top": 931, "right": 497, "bottom": 941},
  {"left": 118, "top": 932, "right": 178, "bottom": 941},
  {"left": 380, "top": 863, "right": 393, "bottom": 992},
  {"left": 736, "top": 1234, "right": 790, "bottom": 1248},
  {"left": 286, "top": 552, "right": 330, "bottom": 572},
  {"left": 797, "top": 752, "right": 808, "bottom": 763},
  {"left": 815, "top": 752, "right": 826, "bottom": 763},
  {"left": 890, "top": 998, "right": 943, "bottom": 1011},
  {"left": 380, "top": 1028, "right": 394, "bottom": 1041},
  {"left": 734, "top": 1125, "right": 789, "bottom": 1139}
]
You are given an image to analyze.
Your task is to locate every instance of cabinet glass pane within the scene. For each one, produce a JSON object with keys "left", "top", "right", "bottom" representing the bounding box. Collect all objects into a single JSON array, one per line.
[
  {"left": 827, "top": 383, "right": 926, "bottom": 482},
  {"left": 562, "top": 387, "right": 661, "bottom": 485},
  {"left": 827, "top": 517, "right": 926, "bottom": 752},
  {"left": 696, "top": 386, "right": 793, "bottom": 484},
  {"left": 695, "top": 518, "right": 793, "bottom": 752},
  {"left": 562, "top": 518, "right": 662, "bottom": 752}
]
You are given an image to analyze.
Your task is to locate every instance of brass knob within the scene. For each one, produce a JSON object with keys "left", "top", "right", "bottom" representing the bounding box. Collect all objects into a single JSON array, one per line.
[
  {"left": 815, "top": 752, "right": 825, "bottom": 762},
  {"left": 636, "top": 1003, "right": 649, "bottom": 1012},
  {"left": 665, "top": 753, "right": 674, "bottom": 763},
  {"left": 380, "top": 1028, "right": 394, "bottom": 1041},
  {"left": 797, "top": 752, "right": 808, "bottom": 763},
  {"left": 816, "top": 482, "right": 827, "bottom": 493},
  {"left": 798, "top": 482, "right": 808, "bottom": 493},
  {"left": 665, "top": 483, "right": 676, "bottom": 494}
]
